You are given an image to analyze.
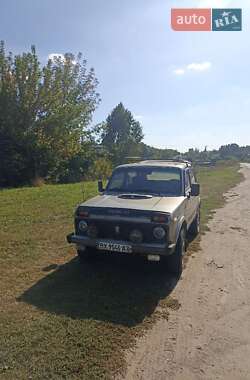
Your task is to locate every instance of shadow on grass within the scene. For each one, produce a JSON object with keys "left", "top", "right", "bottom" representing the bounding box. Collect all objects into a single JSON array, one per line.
[{"left": 19, "top": 254, "right": 178, "bottom": 327}]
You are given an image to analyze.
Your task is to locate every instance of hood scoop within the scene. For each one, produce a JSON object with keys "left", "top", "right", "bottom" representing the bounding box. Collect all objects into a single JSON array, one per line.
[{"left": 118, "top": 193, "right": 153, "bottom": 200}]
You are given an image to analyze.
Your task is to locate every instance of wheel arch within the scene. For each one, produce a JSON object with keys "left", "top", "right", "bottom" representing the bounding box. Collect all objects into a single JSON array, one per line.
[{"left": 175, "top": 217, "right": 187, "bottom": 244}]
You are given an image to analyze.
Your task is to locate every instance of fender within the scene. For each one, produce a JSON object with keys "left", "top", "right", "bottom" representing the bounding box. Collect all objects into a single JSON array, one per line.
[{"left": 175, "top": 216, "right": 187, "bottom": 244}]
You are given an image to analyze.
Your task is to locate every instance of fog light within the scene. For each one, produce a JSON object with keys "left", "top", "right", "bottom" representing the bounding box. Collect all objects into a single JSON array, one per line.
[
  {"left": 153, "top": 226, "right": 166, "bottom": 240},
  {"left": 79, "top": 220, "right": 88, "bottom": 232},
  {"left": 129, "top": 229, "right": 143, "bottom": 243}
]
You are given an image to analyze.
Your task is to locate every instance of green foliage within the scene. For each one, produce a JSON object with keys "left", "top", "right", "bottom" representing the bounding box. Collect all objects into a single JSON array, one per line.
[
  {"left": 219, "top": 143, "right": 250, "bottom": 161},
  {"left": 101, "top": 103, "right": 144, "bottom": 165},
  {"left": 184, "top": 144, "right": 250, "bottom": 164},
  {"left": 138, "top": 143, "right": 180, "bottom": 160},
  {"left": 90, "top": 158, "right": 113, "bottom": 180},
  {"left": 0, "top": 41, "right": 100, "bottom": 187}
]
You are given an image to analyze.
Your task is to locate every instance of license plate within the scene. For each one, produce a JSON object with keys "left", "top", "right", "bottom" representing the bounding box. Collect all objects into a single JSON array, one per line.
[{"left": 97, "top": 241, "right": 132, "bottom": 254}]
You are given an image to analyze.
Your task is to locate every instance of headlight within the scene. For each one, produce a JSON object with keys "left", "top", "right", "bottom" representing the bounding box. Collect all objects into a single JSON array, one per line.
[
  {"left": 129, "top": 229, "right": 143, "bottom": 243},
  {"left": 153, "top": 226, "right": 166, "bottom": 240},
  {"left": 79, "top": 220, "right": 88, "bottom": 232}
]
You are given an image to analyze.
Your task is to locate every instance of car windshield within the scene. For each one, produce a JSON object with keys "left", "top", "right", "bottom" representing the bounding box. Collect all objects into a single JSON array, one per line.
[{"left": 106, "top": 166, "right": 182, "bottom": 196}]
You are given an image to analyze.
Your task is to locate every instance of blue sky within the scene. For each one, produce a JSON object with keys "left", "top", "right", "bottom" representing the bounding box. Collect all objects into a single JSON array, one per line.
[{"left": 0, "top": 0, "right": 249, "bottom": 151}]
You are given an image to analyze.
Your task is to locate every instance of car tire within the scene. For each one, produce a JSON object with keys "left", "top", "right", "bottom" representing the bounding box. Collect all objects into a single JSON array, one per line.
[
  {"left": 165, "top": 227, "right": 186, "bottom": 277},
  {"left": 189, "top": 209, "right": 200, "bottom": 237},
  {"left": 77, "top": 248, "right": 97, "bottom": 263}
]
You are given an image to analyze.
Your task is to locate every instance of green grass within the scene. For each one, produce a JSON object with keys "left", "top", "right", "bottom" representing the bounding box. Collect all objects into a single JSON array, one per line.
[{"left": 0, "top": 163, "right": 243, "bottom": 379}]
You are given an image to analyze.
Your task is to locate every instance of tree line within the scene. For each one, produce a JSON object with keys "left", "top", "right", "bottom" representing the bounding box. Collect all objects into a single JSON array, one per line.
[{"left": 0, "top": 42, "right": 249, "bottom": 188}]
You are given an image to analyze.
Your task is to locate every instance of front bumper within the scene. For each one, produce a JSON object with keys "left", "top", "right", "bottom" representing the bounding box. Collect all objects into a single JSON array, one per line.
[{"left": 66, "top": 233, "right": 176, "bottom": 256}]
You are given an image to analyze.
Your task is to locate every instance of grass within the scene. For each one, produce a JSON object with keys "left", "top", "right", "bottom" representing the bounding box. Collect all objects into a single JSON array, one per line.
[
  {"left": 196, "top": 161, "right": 243, "bottom": 229},
  {"left": 0, "top": 162, "right": 243, "bottom": 379}
]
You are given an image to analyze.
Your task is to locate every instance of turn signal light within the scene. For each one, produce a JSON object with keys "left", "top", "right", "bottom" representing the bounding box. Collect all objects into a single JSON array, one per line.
[
  {"left": 77, "top": 209, "right": 89, "bottom": 218},
  {"left": 151, "top": 213, "right": 170, "bottom": 223}
]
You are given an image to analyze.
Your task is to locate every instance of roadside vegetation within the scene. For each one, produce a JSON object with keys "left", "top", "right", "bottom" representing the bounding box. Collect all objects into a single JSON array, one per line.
[{"left": 0, "top": 161, "right": 242, "bottom": 379}]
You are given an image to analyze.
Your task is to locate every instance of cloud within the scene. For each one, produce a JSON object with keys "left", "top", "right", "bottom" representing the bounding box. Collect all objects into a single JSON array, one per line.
[
  {"left": 173, "top": 68, "right": 185, "bottom": 76},
  {"left": 48, "top": 53, "right": 65, "bottom": 62},
  {"left": 173, "top": 61, "right": 212, "bottom": 75},
  {"left": 187, "top": 62, "right": 212, "bottom": 72},
  {"left": 48, "top": 53, "right": 77, "bottom": 65}
]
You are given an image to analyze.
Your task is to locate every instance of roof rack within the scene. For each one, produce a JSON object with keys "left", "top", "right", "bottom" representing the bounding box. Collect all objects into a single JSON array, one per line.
[
  {"left": 125, "top": 157, "right": 192, "bottom": 167},
  {"left": 155, "top": 159, "right": 191, "bottom": 165},
  {"left": 141, "top": 159, "right": 191, "bottom": 167}
]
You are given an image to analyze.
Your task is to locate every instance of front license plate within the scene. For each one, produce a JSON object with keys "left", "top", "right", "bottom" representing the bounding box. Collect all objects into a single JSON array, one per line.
[{"left": 97, "top": 241, "right": 132, "bottom": 254}]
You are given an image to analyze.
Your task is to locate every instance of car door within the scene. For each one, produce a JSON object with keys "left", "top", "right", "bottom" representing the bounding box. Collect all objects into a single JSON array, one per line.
[
  {"left": 189, "top": 167, "right": 200, "bottom": 216},
  {"left": 184, "top": 168, "right": 194, "bottom": 227},
  {"left": 187, "top": 168, "right": 199, "bottom": 225}
]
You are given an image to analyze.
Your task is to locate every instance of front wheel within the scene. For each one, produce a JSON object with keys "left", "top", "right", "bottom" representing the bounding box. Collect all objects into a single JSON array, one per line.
[{"left": 164, "top": 228, "right": 186, "bottom": 276}]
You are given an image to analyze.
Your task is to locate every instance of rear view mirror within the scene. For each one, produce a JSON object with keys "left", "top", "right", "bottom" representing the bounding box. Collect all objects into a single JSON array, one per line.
[
  {"left": 98, "top": 180, "right": 104, "bottom": 193},
  {"left": 191, "top": 183, "right": 200, "bottom": 196}
]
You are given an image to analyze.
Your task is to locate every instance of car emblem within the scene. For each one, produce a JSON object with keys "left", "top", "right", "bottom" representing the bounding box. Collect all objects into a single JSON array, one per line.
[{"left": 115, "top": 226, "right": 120, "bottom": 234}]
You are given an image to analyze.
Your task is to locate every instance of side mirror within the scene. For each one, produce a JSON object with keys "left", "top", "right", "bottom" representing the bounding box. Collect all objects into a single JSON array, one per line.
[
  {"left": 191, "top": 183, "right": 200, "bottom": 196},
  {"left": 98, "top": 180, "right": 104, "bottom": 193}
]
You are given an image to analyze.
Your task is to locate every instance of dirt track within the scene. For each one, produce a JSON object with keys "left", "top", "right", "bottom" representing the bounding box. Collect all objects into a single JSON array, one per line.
[{"left": 124, "top": 163, "right": 250, "bottom": 380}]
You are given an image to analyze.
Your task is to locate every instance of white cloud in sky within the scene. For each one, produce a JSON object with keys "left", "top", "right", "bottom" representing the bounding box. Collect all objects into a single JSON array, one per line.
[
  {"left": 173, "top": 61, "right": 212, "bottom": 75},
  {"left": 187, "top": 62, "right": 212, "bottom": 71},
  {"left": 173, "top": 68, "right": 185, "bottom": 76},
  {"left": 48, "top": 53, "right": 77, "bottom": 65},
  {"left": 48, "top": 53, "right": 65, "bottom": 62}
]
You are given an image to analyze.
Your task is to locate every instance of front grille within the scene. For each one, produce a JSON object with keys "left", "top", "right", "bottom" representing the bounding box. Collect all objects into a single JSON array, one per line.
[{"left": 76, "top": 218, "right": 167, "bottom": 244}]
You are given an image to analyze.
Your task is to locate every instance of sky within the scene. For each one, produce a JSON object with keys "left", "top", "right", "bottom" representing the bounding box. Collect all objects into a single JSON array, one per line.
[{"left": 0, "top": 0, "right": 249, "bottom": 152}]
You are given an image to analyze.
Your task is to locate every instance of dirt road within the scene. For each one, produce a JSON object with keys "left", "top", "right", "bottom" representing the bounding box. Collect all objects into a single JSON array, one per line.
[{"left": 124, "top": 163, "right": 250, "bottom": 380}]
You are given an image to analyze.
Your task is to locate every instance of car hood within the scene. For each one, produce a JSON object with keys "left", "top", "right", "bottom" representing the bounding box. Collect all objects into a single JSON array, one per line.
[{"left": 81, "top": 194, "right": 185, "bottom": 214}]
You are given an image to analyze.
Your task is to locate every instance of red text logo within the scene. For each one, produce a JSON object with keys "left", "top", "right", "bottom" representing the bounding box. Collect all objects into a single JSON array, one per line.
[{"left": 171, "top": 9, "right": 211, "bottom": 31}]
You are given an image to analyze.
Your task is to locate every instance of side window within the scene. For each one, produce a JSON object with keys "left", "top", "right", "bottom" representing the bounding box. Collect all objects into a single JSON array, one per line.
[{"left": 185, "top": 170, "right": 191, "bottom": 190}]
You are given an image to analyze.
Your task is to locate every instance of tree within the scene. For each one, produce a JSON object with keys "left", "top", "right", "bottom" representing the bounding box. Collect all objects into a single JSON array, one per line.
[
  {"left": 101, "top": 103, "right": 144, "bottom": 165},
  {"left": 139, "top": 143, "right": 180, "bottom": 160},
  {"left": 219, "top": 143, "right": 241, "bottom": 159},
  {"left": 0, "top": 41, "right": 100, "bottom": 186},
  {"left": 90, "top": 158, "right": 113, "bottom": 180}
]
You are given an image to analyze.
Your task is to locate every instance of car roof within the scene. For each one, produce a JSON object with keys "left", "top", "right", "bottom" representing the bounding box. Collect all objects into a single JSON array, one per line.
[{"left": 116, "top": 160, "right": 191, "bottom": 170}]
